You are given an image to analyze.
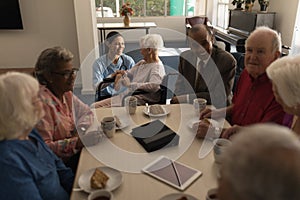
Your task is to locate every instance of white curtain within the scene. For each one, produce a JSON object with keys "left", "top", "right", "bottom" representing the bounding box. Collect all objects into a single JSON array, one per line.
[{"left": 291, "top": 1, "right": 300, "bottom": 56}]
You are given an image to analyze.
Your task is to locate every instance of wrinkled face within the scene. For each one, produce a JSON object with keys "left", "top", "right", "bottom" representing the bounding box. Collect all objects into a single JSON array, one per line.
[
  {"left": 108, "top": 36, "right": 125, "bottom": 56},
  {"left": 50, "top": 61, "right": 77, "bottom": 93},
  {"left": 189, "top": 30, "right": 213, "bottom": 60},
  {"left": 245, "top": 32, "right": 279, "bottom": 79}
]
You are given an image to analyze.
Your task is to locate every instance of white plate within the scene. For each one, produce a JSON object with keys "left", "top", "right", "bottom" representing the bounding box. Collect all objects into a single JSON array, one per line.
[
  {"left": 78, "top": 166, "right": 123, "bottom": 193},
  {"left": 187, "top": 118, "right": 219, "bottom": 129},
  {"left": 160, "top": 193, "right": 199, "bottom": 200},
  {"left": 143, "top": 105, "right": 170, "bottom": 117}
]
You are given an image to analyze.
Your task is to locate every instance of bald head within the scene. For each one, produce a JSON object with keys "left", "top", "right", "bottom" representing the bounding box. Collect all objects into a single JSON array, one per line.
[{"left": 187, "top": 24, "right": 213, "bottom": 57}]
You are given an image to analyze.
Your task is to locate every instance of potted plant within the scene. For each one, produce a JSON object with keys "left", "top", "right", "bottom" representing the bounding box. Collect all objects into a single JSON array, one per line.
[
  {"left": 258, "top": 0, "right": 269, "bottom": 11},
  {"left": 232, "top": 0, "right": 244, "bottom": 10},
  {"left": 245, "top": 0, "right": 255, "bottom": 11}
]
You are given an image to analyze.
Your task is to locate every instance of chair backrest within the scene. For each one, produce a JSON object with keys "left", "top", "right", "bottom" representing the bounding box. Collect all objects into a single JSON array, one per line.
[
  {"left": 95, "top": 77, "right": 115, "bottom": 101},
  {"left": 159, "top": 72, "right": 179, "bottom": 104},
  {"left": 185, "top": 16, "right": 208, "bottom": 28},
  {"left": 231, "top": 52, "right": 245, "bottom": 93}
]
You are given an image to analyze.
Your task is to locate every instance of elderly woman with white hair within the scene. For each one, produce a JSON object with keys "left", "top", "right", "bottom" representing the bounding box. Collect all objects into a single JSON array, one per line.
[
  {"left": 0, "top": 72, "right": 74, "bottom": 200},
  {"left": 266, "top": 55, "right": 300, "bottom": 135},
  {"left": 93, "top": 33, "right": 166, "bottom": 107}
]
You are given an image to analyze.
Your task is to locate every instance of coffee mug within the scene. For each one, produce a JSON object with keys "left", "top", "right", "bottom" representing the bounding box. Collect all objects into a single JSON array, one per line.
[
  {"left": 193, "top": 98, "right": 207, "bottom": 116},
  {"left": 206, "top": 188, "right": 219, "bottom": 200},
  {"left": 125, "top": 96, "right": 137, "bottom": 115},
  {"left": 213, "top": 138, "right": 232, "bottom": 164},
  {"left": 101, "top": 117, "right": 116, "bottom": 138},
  {"left": 88, "top": 189, "right": 113, "bottom": 200}
]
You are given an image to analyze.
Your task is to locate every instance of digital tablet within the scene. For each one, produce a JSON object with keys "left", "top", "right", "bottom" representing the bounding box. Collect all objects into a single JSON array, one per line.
[{"left": 142, "top": 156, "right": 202, "bottom": 191}]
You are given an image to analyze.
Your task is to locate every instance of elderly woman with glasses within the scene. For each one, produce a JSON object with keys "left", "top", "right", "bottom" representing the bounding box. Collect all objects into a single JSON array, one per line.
[
  {"left": 0, "top": 72, "right": 74, "bottom": 200},
  {"left": 35, "top": 46, "right": 94, "bottom": 173}
]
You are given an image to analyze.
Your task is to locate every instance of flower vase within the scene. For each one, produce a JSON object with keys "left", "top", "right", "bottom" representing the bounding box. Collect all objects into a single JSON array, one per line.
[
  {"left": 245, "top": 3, "right": 253, "bottom": 12},
  {"left": 123, "top": 14, "right": 130, "bottom": 26}
]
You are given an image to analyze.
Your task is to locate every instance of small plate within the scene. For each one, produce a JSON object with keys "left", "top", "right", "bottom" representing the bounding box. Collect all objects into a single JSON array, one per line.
[
  {"left": 143, "top": 105, "right": 170, "bottom": 117},
  {"left": 78, "top": 166, "right": 123, "bottom": 193},
  {"left": 187, "top": 118, "right": 219, "bottom": 129},
  {"left": 114, "top": 116, "right": 130, "bottom": 130},
  {"left": 160, "top": 193, "right": 199, "bottom": 200}
]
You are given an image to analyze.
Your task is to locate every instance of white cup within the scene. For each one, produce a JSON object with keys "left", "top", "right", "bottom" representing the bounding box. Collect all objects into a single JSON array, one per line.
[
  {"left": 213, "top": 138, "right": 232, "bottom": 164},
  {"left": 101, "top": 117, "right": 116, "bottom": 138},
  {"left": 88, "top": 189, "right": 113, "bottom": 200},
  {"left": 124, "top": 96, "right": 137, "bottom": 115},
  {"left": 193, "top": 98, "right": 207, "bottom": 116},
  {"left": 206, "top": 188, "right": 219, "bottom": 200}
]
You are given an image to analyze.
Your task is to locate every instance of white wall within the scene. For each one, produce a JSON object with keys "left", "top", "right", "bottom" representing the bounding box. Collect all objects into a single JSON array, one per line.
[{"left": 0, "top": 0, "right": 79, "bottom": 69}]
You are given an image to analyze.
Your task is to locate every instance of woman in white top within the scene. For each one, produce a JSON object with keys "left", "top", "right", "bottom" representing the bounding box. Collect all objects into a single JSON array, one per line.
[{"left": 92, "top": 34, "right": 166, "bottom": 107}]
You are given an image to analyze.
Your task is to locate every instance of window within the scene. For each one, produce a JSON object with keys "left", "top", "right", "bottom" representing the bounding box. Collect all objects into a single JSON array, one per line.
[
  {"left": 216, "top": 0, "right": 229, "bottom": 29},
  {"left": 95, "top": 0, "right": 205, "bottom": 17}
]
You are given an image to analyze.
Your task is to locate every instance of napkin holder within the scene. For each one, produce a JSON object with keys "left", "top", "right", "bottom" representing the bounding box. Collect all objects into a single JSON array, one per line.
[{"left": 131, "top": 120, "right": 179, "bottom": 152}]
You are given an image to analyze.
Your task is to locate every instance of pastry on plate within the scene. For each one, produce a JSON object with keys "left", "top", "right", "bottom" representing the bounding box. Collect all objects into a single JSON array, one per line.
[
  {"left": 150, "top": 105, "right": 165, "bottom": 115},
  {"left": 90, "top": 168, "right": 109, "bottom": 189}
]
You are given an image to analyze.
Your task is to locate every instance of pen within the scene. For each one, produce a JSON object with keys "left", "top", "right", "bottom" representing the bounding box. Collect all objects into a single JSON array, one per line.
[{"left": 171, "top": 160, "right": 182, "bottom": 187}]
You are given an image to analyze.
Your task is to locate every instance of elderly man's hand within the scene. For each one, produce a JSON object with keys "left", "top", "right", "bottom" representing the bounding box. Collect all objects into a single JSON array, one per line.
[
  {"left": 221, "top": 125, "right": 241, "bottom": 139},
  {"left": 170, "top": 95, "right": 188, "bottom": 104},
  {"left": 199, "top": 108, "right": 213, "bottom": 119}
]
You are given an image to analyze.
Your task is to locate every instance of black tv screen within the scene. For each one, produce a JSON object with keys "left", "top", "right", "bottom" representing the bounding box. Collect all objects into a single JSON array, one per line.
[{"left": 0, "top": 0, "right": 23, "bottom": 29}]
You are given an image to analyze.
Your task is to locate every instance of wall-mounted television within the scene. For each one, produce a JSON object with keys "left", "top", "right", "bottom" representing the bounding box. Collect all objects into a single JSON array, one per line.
[{"left": 0, "top": 0, "right": 23, "bottom": 29}]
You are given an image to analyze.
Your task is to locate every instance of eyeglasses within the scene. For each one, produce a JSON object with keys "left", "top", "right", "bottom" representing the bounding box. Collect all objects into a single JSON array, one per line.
[{"left": 51, "top": 68, "right": 79, "bottom": 79}]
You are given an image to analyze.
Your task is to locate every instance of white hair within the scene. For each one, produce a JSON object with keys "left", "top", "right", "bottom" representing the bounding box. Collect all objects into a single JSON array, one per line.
[
  {"left": 221, "top": 123, "right": 300, "bottom": 200},
  {"left": 246, "top": 26, "right": 282, "bottom": 53},
  {"left": 139, "top": 34, "right": 164, "bottom": 50},
  {"left": 0, "top": 72, "right": 40, "bottom": 140},
  {"left": 266, "top": 55, "right": 300, "bottom": 107}
]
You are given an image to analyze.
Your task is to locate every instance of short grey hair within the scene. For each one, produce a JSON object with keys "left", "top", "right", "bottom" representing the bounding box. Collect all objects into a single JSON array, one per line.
[
  {"left": 139, "top": 34, "right": 164, "bottom": 50},
  {"left": 266, "top": 55, "right": 300, "bottom": 107},
  {"left": 246, "top": 26, "right": 282, "bottom": 53},
  {"left": 0, "top": 72, "right": 40, "bottom": 140},
  {"left": 35, "top": 46, "right": 74, "bottom": 84},
  {"left": 221, "top": 123, "right": 300, "bottom": 200}
]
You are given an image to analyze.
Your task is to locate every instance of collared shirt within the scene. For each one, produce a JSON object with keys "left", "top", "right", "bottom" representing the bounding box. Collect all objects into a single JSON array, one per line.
[
  {"left": 35, "top": 86, "right": 94, "bottom": 160},
  {"left": 194, "top": 57, "right": 209, "bottom": 90},
  {"left": 231, "top": 70, "right": 285, "bottom": 126},
  {"left": 0, "top": 129, "right": 74, "bottom": 200}
]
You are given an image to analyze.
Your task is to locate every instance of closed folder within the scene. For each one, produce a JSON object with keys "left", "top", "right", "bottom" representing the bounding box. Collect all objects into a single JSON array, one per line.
[{"left": 131, "top": 120, "right": 180, "bottom": 152}]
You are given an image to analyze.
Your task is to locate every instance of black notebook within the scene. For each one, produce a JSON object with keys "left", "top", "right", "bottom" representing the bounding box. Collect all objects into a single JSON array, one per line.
[{"left": 131, "top": 120, "right": 180, "bottom": 152}]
